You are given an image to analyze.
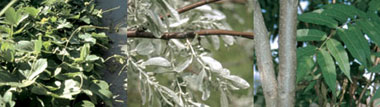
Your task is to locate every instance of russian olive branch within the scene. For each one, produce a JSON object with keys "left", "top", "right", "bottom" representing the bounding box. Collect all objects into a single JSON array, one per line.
[
  {"left": 160, "top": 0, "right": 221, "bottom": 19},
  {"left": 127, "top": 30, "right": 253, "bottom": 39}
]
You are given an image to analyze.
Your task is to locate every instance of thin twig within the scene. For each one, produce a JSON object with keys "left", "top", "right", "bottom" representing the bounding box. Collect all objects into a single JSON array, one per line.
[
  {"left": 160, "top": 0, "right": 221, "bottom": 19},
  {"left": 338, "top": 78, "right": 348, "bottom": 107},
  {"left": 127, "top": 30, "right": 253, "bottom": 39}
]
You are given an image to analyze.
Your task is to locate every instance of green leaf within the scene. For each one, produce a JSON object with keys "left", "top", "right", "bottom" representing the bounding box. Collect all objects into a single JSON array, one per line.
[
  {"left": 74, "top": 100, "right": 95, "bottom": 107},
  {"left": 322, "top": 4, "right": 366, "bottom": 23},
  {"left": 79, "top": 33, "right": 96, "bottom": 45},
  {"left": 296, "top": 29, "right": 327, "bottom": 41},
  {"left": 296, "top": 56, "right": 314, "bottom": 83},
  {"left": 296, "top": 45, "right": 317, "bottom": 58},
  {"left": 88, "top": 80, "right": 112, "bottom": 106},
  {"left": 5, "top": 7, "right": 29, "bottom": 26},
  {"left": 21, "top": 7, "right": 41, "bottom": 18},
  {"left": 317, "top": 49, "right": 337, "bottom": 97},
  {"left": 29, "top": 59, "right": 48, "bottom": 80},
  {"left": 31, "top": 85, "right": 50, "bottom": 95},
  {"left": 57, "top": 19, "right": 73, "bottom": 29},
  {"left": 369, "top": 0, "right": 380, "bottom": 12},
  {"left": 336, "top": 26, "right": 371, "bottom": 67},
  {"left": 75, "top": 43, "right": 90, "bottom": 63},
  {"left": 298, "top": 12, "right": 338, "bottom": 28},
  {"left": 372, "top": 87, "right": 380, "bottom": 103},
  {"left": 34, "top": 36, "right": 43, "bottom": 54},
  {"left": 0, "top": 42, "right": 15, "bottom": 62},
  {"left": 369, "top": 64, "right": 380, "bottom": 73},
  {"left": 16, "top": 41, "right": 34, "bottom": 52},
  {"left": 357, "top": 19, "right": 380, "bottom": 47},
  {"left": 326, "top": 39, "right": 352, "bottom": 82}
]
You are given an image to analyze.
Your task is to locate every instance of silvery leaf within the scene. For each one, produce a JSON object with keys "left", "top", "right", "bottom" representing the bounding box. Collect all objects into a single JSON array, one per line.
[
  {"left": 200, "top": 56, "right": 223, "bottom": 72},
  {"left": 169, "top": 39, "right": 186, "bottom": 50},
  {"left": 225, "top": 75, "right": 250, "bottom": 89},
  {"left": 201, "top": 86, "right": 210, "bottom": 100},
  {"left": 136, "top": 40, "right": 154, "bottom": 55},
  {"left": 174, "top": 57, "right": 193, "bottom": 72},
  {"left": 163, "top": 0, "right": 180, "bottom": 21},
  {"left": 222, "top": 35, "right": 234, "bottom": 46},
  {"left": 142, "top": 57, "right": 171, "bottom": 67},
  {"left": 220, "top": 90, "right": 229, "bottom": 107},
  {"left": 169, "top": 18, "right": 189, "bottom": 28},
  {"left": 211, "top": 36, "right": 220, "bottom": 50}
]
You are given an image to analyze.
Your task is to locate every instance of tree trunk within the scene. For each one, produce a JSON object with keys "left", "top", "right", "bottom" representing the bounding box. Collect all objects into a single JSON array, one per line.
[
  {"left": 278, "top": 0, "right": 298, "bottom": 106},
  {"left": 253, "top": 0, "right": 279, "bottom": 106}
]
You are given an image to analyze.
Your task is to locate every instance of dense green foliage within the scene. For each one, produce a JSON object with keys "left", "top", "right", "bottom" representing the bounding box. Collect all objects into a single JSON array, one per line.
[
  {"left": 255, "top": 0, "right": 380, "bottom": 106},
  {"left": 0, "top": 0, "right": 113, "bottom": 106}
]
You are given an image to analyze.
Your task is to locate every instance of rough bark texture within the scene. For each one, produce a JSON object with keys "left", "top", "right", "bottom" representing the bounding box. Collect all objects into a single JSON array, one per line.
[
  {"left": 96, "top": 0, "right": 128, "bottom": 107},
  {"left": 278, "top": 0, "right": 298, "bottom": 106},
  {"left": 253, "top": 0, "right": 278, "bottom": 106}
]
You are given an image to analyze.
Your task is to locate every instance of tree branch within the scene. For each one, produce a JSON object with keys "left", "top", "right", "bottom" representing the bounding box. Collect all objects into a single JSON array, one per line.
[
  {"left": 127, "top": 30, "right": 253, "bottom": 39},
  {"left": 253, "top": 0, "right": 278, "bottom": 106},
  {"left": 160, "top": 0, "right": 221, "bottom": 19}
]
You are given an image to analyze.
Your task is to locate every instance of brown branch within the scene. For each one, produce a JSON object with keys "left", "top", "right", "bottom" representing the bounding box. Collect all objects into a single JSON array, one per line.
[
  {"left": 160, "top": 0, "right": 221, "bottom": 19},
  {"left": 127, "top": 30, "right": 253, "bottom": 39}
]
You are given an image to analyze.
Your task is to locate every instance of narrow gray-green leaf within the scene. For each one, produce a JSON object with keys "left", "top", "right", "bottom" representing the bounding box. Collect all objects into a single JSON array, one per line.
[
  {"left": 296, "top": 29, "right": 327, "bottom": 41},
  {"left": 326, "top": 39, "right": 352, "bottom": 82},
  {"left": 220, "top": 90, "right": 229, "bottom": 107},
  {"left": 298, "top": 13, "right": 338, "bottom": 28},
  {"left": 200, "top": 56, "right": 223, "bottom": 73},
  {"left": 174, "top": 57, "right": 193, "bottom": 72},
  {"left": 225, "top": 75, "right": 250, "bottom": 89},
  {"left": 142, "top": 57, "right": 171, "bottom": 67},
  {"left": 317, "top": 49, "right": 337, "bottom": 97}
]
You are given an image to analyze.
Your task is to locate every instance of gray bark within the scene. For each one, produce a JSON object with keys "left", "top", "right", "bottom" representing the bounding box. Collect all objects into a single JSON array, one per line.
[
  {"left": 96, "top": 0, "right": 128, "bottom": 107},
  {"left": 278, "top": 0, "right": 298, "bottom": 106},
  {"left": 253, "top": 0, "right": 279, "bottom": 106}
]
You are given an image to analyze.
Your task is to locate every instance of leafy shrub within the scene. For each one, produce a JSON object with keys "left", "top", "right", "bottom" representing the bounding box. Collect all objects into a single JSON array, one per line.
[{"left": 0, "top": 0, "right": 112, "bottom": 106}]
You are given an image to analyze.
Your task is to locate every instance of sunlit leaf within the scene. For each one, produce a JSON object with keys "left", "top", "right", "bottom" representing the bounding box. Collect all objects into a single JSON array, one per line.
[
  {"left": 142, "top": 57, "right": 171, "bottom": 67},
  {"left": 296, "top": 29, "right": 327, "bottom": 41},
  {"left": 16, "top": 41, "right": 34, "bottom": 52},
  {"left": 28, "top": 59, "right": 48, "bottom": 80},
  {"left": 200, "top": 56, "right": 223, "bottom": 72},
  {"left": 326, "top": 39, "right": 352, "bottom": 82},
  {"left": 224, "top": 75, "right": 250, "bottom": 89},
  {"left": 5, "top": 7, "right": 29, "bottom": 26}
]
